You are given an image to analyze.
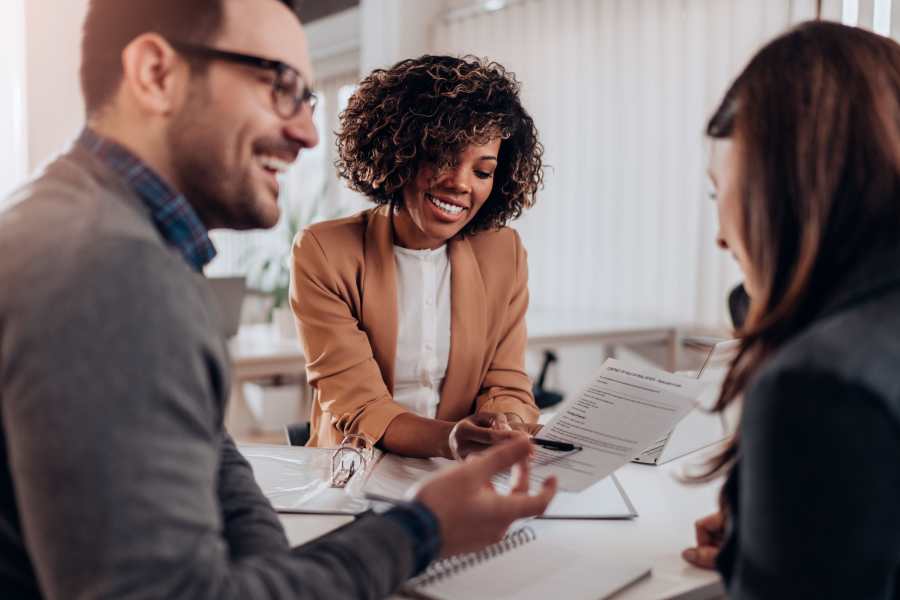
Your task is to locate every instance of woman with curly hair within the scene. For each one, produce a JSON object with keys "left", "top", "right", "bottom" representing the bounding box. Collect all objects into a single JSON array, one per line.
[{"left": 290, "top": 55, "right": 544, "bottom": 458}]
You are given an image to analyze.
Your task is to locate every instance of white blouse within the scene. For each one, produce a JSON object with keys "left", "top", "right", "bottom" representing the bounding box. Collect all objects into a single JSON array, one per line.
[{"left": 392, "top": 244, "right": 452, "bottom": 419}]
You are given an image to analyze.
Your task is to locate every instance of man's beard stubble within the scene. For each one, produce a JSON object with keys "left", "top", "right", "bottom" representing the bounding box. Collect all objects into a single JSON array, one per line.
[{"left": 166, "top": 81, "right": 272, "bottom": 231}]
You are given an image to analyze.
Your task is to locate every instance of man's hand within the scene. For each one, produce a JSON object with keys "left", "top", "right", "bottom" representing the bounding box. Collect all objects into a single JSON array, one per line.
[
  {"left": 682, "top": 511, "right": 726, "bottom": 569},
  {"left": 414, "top": 437, "right": 557, "bottom": 557},
  {"left": 447, "top": 413, "right": 530, "bottom": 459}
]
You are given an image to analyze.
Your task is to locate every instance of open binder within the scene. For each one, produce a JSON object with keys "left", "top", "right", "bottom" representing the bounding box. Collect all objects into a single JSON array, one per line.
[
  {"left": 240, "top": 433, "right": 382, "bottom": 515},
  {"left": 240, "top": 443, "right": 637, "bottom": 519}
]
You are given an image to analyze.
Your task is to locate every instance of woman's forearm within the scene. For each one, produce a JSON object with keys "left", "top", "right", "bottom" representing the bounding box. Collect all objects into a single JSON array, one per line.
[{"left": 381, "top": 413, "right": 455, "bottom": 459}]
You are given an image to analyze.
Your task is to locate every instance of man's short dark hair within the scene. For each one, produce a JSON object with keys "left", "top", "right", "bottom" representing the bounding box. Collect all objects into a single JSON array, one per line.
[{"left": 80, "top": 0, "right": 295, "bottom": 115}]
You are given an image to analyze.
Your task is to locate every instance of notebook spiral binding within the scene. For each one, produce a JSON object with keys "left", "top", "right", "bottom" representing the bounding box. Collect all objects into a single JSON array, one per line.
[{"left": 409, "top": 526, "right": 537, "bottom": 588}]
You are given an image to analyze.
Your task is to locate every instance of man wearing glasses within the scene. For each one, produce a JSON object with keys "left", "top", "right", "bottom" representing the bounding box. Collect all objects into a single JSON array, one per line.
[{"left": 0, "top": 1, "right": 555, "bottom": 598}]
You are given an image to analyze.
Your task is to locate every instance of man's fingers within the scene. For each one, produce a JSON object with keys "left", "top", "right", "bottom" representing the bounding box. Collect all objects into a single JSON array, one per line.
[
  {"left": 681, "top": 545, "right": 719, "bottom": 569},
  {"left": 503, "top": 475, "right": 557, "bottom": 519},
  {"left": 510, "top": 455, "right": 531, "bottom": 494},
  {"left": 466, "top": 437, "right": 532, "bottom": 481}
]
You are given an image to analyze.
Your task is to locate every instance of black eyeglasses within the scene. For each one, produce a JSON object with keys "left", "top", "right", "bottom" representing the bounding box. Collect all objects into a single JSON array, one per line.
[{"left": 169, "top": 41, "right": 318, "bottom": 119}]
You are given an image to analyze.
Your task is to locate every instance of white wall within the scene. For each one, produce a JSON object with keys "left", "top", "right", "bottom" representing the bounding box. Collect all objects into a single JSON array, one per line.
[
  {"left": 434, "top": 0, "right": 820, "bottom": 332},
  {"left": 25, "top": 0, "right": 89, "bottom": 175},
  {"left": 430, "top": 0, "right": 817, "bottom": 397},
  {"left": 305, "top": 7, "right": 361, "bottom": 80},
  {"left": 359, "top": 0, "right": 445, "bottom": 72},
  {"left": 0, "top": 0, "right": 28, "bottom": 202}
]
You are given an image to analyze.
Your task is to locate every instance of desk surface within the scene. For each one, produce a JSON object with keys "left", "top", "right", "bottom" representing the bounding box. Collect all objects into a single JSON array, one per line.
[
  {"left": 229, "top": 323, "right": 304, "bottom": 363},
  {"left": 279, "top": 453, "right": 724, "bottom": 600},
  {"left": 226, "top": 325, "right": 306, "bottom": 435},
  {"left": 229, "top": 324, "right": 305, "bottom": 380}
]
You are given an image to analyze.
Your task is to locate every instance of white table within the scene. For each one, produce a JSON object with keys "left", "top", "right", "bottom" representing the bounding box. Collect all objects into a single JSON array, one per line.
[
  {"left": 527, "top": 309, "right": 683, "bottom": 372},
  {"left": 278, "top": 452, "right": 725, "bottom": 600},
  {"left": 230, "top": 323, "right": 305, "bottom": 380}
]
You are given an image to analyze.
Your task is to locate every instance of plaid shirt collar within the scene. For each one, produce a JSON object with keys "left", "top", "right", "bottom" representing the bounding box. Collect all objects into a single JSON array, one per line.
[{"left": 78, "top": 128, "right": 216, "bottom": 272}]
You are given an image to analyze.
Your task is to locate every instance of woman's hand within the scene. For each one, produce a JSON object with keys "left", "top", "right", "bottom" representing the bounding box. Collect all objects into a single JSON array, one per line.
[
  {"left": 682, "top": 511, "right": 726, "bottom": 569},
  {"left": 448, "top": 413, "right": 531, "bottom": 460},
  {"left": 487, "top": 412, "right": 543, "bottom": 436}
]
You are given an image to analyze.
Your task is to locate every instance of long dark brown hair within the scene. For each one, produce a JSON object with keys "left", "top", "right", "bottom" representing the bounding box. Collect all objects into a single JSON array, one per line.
[{"left": 705, "top": 21, "right": 900, "bottom": 486}]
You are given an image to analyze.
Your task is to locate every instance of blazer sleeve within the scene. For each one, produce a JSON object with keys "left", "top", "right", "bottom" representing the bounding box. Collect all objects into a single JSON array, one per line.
[
  {"left": 729, "top": 367, "right": 900, "bottom": 599},
  {"left": 474, "top": 231, "right": 540, "bottom": 423},
  {"left": 290, "top": 229, "right": 410, "bottom": 443}
]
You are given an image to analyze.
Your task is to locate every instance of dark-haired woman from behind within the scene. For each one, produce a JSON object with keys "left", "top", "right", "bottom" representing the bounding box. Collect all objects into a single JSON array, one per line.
[
  {"left": 290, "top": 56, "right": 545, "bottom": 458},
  {"left": 681, "top": 21, "right": 900, "bottom": 598}
]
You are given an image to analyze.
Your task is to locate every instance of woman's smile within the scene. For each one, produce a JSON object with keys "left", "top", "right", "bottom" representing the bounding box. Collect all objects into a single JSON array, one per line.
[{"left": 425, "top": 192, "right": 468, "bottom": 222}]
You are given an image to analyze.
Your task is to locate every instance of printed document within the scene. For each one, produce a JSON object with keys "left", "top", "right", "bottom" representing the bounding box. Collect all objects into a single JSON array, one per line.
[{"left": 510, "top": 358, "right": 705, "bottom": 492}]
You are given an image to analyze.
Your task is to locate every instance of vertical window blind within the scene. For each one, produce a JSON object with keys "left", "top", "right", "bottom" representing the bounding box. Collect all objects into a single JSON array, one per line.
[{"left": 433, "top": 0, "right": 835, "bottom": 329}]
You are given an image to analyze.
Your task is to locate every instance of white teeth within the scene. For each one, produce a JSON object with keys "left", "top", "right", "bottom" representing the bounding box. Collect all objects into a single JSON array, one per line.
[
  {"left": 427, "top": 193, "right": 464, "bottom": 215},
  {"left": 257, "top": 155, "right": 293, "bottom": 174}
]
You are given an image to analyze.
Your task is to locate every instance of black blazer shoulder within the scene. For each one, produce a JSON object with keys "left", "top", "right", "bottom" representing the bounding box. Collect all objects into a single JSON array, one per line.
[{"left": 718, "top": 247, "right": 900, "bottom": 600}]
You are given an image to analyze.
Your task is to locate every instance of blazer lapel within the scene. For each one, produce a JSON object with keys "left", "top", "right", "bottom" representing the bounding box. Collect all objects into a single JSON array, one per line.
[
  {"left": 438, "top": 235, "right": 488, "bottom": 420},
  {"left": 362, "top": 206, "right": 399, "bottom": 392}
]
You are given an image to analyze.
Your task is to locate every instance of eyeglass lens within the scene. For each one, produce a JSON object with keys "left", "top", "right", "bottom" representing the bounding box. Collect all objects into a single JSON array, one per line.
[{"left": 273, "top": 68, "right": 317, "bottom": 118}]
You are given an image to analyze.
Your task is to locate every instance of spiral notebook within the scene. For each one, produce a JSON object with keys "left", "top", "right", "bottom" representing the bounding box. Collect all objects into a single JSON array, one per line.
[{"left": 398, "top": 522, "right": 651, "bottom": 600}]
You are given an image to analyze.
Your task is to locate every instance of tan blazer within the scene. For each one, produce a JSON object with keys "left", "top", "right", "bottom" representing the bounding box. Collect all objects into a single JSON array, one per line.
[{"left": 290, "top": 206, "right": 538, "bottom": 448}]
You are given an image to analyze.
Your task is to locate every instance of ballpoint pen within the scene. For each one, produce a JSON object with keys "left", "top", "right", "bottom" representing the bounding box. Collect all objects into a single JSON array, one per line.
[{"left": 531, "top": 438, "right": 582, "bottom": 452}]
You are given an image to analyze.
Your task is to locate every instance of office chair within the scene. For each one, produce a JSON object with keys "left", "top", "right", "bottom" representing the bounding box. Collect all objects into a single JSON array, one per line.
[{"left": 285, "top": 422, "right": 311, "bottom": 446}]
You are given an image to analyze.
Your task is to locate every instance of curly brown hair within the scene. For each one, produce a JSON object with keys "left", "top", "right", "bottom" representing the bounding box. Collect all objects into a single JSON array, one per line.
[{"left": 335, "top": 55, "right": 544, "bottom": 235}]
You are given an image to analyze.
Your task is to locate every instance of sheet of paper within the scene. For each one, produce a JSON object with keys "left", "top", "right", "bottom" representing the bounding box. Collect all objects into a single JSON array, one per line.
[
  {"left": 362, "top": 454, "right": 453, "bottom": 500},
  {"left": 514, "top": 358, "right": 705, "bottom": 492},
  {"left": 695, "top": 339, "right": 740, "bottom": 410},
  {"left": 363, "top": 453, "right": 636, "bottom": 519},
  {"left": 541, "top": 475, "right": 636, "bottom": 519}
]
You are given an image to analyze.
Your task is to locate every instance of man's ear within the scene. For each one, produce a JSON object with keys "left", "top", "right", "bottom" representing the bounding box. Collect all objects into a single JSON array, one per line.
[{"left": 119, "top": 33, "right": 189, "bottom": 117}]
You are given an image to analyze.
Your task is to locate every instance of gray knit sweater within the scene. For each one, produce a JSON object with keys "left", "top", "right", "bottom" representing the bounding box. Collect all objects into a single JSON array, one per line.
[{"left": 0, "top": 144, "right": 433, "bottom": 599}]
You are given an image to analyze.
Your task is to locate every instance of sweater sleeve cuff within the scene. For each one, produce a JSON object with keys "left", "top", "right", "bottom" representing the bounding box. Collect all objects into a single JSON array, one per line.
[{"left": 381, "top": 501, "right": 442, "bottom": 574}]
